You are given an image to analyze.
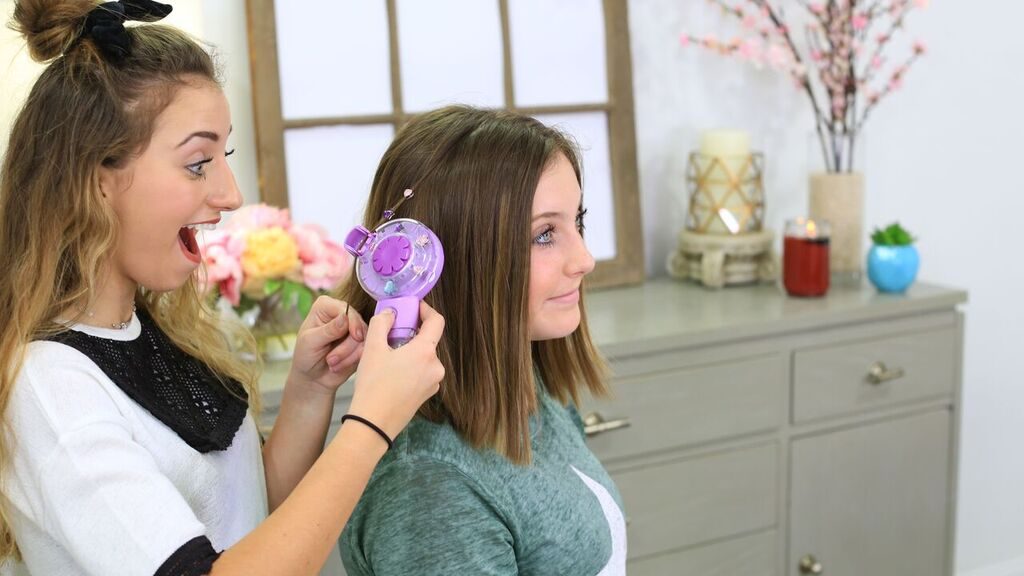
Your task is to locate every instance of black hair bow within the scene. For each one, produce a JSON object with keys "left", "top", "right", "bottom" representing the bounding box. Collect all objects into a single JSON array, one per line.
[{"left": 82, "top": 0, "right": 173, "bottom": 62}]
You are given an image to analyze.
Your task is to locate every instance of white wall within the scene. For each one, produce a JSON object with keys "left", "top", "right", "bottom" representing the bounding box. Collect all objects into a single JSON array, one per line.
[
  {"left": 198, "top": 0, "right": 259, "bottom": 207},
  {"left": 0, "top": 0, "right": 43, "bottom": 147},
  {"left": 2, "top": 1, "right": 1022, "bottom": 574},
  {"left": 630, "top": 2, "right": 1024, "bottom": 575},
  {"left": 1, "top": 0, "right": 200, "bottom": 141}
]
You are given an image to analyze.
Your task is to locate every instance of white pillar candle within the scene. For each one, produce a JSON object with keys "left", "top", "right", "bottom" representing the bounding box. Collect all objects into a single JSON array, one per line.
[
  {"left": 695, "top": 130, "right": 753, "bottom": 234},
  {"left": 700, "top": 129, "right": 751, "bottom": 159}
]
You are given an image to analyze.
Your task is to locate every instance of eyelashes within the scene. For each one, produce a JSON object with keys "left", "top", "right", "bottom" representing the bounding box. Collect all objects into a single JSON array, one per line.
[
  {"left": 533, "top": 225, "right": 555, "bottom": 246},
  {"left": 576, "top": 207, "right": 588, "bottom": 233},
  {"left": 533, "top": 207, "right": 588, "bottom": 247},
  {"left": 187, "top": 149, "right": 236, "bottom": 180},
  {"left": 186, "top": 158, "right": 213, "bottom": 179}
]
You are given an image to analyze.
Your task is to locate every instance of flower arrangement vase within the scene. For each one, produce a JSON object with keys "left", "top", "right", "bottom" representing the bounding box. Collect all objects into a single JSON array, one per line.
[
  {"left": 867, "top": 244, "right": 919, "bottom": 293},
  {"left": 248, "top": 297, "right": 304, "bottom": 362},
  {"left": 809, "top": 172, "right": 864, "bottom": 283},
  {"left": 256, "top": 330, "right": 298, "bottom": 362}
]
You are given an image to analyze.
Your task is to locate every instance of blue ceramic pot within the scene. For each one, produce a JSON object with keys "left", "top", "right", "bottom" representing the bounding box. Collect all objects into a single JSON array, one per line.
[{"left": 867, "top": 245, "right": 919, "bottom": 293}]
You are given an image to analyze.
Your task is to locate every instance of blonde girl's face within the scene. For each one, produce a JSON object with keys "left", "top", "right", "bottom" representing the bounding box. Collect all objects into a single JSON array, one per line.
[
  {"left": 527, "top": 152, "right": 595, "bottom": 341},
  {"left": 101, "top": 79, "right": 242, "bottom": 293}
]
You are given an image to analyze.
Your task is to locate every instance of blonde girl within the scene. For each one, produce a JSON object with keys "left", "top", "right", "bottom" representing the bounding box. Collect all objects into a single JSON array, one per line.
[{"left": 0, "top": 1, "right": 443, "bottom": 574}]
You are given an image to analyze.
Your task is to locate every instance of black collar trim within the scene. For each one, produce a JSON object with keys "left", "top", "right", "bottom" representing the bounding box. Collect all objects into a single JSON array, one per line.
[{"left": 44, "top": 308, "right": 248, "bottom": 453}]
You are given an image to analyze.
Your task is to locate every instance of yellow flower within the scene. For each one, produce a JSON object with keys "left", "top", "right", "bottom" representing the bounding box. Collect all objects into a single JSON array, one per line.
[{"left": 242, "top": 227, "right": 300, "bottom": 280}]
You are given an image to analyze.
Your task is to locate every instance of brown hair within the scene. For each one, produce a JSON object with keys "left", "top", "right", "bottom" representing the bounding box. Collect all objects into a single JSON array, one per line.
[
  {"left": 0, "top": 0, "right": 258, "bottom": 558},
  {"left": 338, "top": 105, "right": 608, "bottom": 464}
]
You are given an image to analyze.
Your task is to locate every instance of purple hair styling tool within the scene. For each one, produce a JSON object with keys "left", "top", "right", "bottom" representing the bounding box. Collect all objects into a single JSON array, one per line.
[{"left": 343, "top": 190, "right": 443, "bottom": 348}]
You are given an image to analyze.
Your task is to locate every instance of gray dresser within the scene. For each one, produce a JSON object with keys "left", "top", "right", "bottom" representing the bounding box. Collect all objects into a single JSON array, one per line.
[{"left": 260, "top": 279, "right": 966, "bottom": 576}]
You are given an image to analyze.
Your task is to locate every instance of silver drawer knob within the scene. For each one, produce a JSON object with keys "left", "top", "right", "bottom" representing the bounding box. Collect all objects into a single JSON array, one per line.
[
  {"left": 867, "top": 361, "right": 905, "bottom": 384},
  {"left": 799, "top": 554, "right": 823, "bottom": 574},
  {"left": 583, "top": 412, "right": 631, "bottom": 436}
]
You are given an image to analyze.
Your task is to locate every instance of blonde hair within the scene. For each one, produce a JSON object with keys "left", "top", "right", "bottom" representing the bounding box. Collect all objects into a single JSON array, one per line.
[
  {"left": 338, "top": 106, "right": 608, "bottom": 464},
  {"left": 0, "top": 0, "right": 259, "bottom": 558}
]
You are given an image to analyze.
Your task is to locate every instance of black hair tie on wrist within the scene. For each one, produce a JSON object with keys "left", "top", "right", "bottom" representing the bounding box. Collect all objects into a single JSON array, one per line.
[
  {"left": 80, "top": 0, "right": 173, "bottom": 62},
  {"left": 341, "top": 414, "right": 394, "bottom": 451}
]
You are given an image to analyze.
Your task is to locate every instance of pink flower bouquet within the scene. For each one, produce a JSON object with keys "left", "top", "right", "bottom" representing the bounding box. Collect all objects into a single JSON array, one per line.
[
  {"left": 681, "top": 0, "right": 928, "bottom": 172},
  {"left": 196, "top": 204, "right": 350, "bottom": 321}
]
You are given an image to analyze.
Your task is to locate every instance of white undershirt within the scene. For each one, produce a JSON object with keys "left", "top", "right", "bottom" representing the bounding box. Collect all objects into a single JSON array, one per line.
[
  {"left": 2, "top": 317, "right": 267, "bottom": 575},
  {"left": 572, "top": 466, "right": 627, "bottom": 575}
]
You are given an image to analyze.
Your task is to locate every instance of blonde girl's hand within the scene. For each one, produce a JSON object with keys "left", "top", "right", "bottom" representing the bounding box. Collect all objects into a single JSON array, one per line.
[
  {"left": 288, "top": 296, "right": 369, "bottom": 394},
  {"left": 345, "top": 301, "right": 445, "bottom": 440}
]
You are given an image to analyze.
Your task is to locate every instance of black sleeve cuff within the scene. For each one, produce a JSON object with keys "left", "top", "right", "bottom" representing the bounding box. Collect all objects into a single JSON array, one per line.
[{"left": 155, "top": 535, "right": 221, "bottom": 576}]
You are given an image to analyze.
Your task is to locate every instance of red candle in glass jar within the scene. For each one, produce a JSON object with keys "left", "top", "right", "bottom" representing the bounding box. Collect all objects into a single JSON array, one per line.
[{"left": 783, "top": 218, "right": 831, "bottom": 297}]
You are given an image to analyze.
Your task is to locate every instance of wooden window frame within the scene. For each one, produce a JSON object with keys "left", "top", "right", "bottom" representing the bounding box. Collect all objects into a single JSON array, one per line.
[{"left": 246, "top": 0, "right": 643, "bottom": 288}]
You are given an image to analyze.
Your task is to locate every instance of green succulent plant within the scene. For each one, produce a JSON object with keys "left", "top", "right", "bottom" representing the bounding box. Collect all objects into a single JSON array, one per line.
[{"left": 870, "top": 222, "right": 916, "bottom": 246}]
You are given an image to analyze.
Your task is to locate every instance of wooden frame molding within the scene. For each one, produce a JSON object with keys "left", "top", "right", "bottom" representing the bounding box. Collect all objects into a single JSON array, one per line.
[
  {"left": 245, "top": 0, "right": 644, "bottom": 287},
  {"left": 245, "top": 0, "right": 288, "bottom": 208}
]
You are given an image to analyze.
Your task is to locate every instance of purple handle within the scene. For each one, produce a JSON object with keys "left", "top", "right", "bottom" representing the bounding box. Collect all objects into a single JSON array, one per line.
[{"left": 375, "top": 296, "right": 420, "bottom": 348}]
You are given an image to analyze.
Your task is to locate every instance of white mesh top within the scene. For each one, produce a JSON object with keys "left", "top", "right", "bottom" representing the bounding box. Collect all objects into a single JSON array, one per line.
[{"left": 2, "top": 315, "right": 267, "bottom": 575}]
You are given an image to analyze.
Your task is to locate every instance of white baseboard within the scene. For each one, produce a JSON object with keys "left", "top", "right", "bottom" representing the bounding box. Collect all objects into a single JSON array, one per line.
[{"left": 961, "top": 555, "right": 1024, "bottom": 576}]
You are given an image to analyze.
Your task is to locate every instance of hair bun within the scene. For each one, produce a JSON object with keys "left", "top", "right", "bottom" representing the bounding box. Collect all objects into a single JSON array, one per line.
[{"left": 11, "top": 0, "right": 96, "bottom": 63}]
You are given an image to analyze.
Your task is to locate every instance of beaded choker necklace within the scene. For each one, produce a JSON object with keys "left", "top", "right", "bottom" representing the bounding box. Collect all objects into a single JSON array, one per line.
[{"left": 87, "top": 303, "right": 137, "bottom": 330}]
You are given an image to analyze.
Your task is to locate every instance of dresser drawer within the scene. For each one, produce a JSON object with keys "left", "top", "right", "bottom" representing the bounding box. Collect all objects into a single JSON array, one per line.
[
  {"left": 628, "top": 530, "right": 776, "bottom": 576},
  {"left": 614, "top": 443, "right": 778, "bottom": 560},
  {"left": 583, "top": 353, "right": 786, "bottom": 461},
  {"left": 792, "top": 327, "right": 956, "bottom": 423}
]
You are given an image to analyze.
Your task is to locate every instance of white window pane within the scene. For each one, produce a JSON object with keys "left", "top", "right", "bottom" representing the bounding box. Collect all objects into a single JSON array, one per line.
[
  {"left": 510, "top": 0, "right": 607, "bottom": 107},
  {"left": 396, "top": 0, "right": 504, "bottom": 112},
  {"left": 283, "top": 124, "right": 395, "bottom": 244},
  {"left": 276, "top": 1, "right": 391, "bottom": 119},
  {"left": 534, "top": 112, "right": 616, "bottom": 261}
]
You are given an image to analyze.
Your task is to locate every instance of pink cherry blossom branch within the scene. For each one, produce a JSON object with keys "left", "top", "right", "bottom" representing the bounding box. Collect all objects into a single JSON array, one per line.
[
  {"left": 683, "top": 0, "right": 926, "bottom": 172},
  {"left": 744, "top": 0, "right": 833, "bottom": 169},
  {"left": 859, "top": 0, "right": 913, "bottom": 83},
  {"left": 705, "top": 0, "right": 777, "bottom": 46},
  {"left": 855, "top": 41, "right": 925, "bottom": 133},
  {"left": 795, "top": 0, "right": 828, "bottom": 27}
]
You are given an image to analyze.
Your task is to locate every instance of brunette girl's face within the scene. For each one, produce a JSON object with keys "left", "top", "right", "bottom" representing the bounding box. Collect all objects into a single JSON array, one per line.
[
  {"left": 527, "top": 152, "right": 595, "bottom": 341},
  {"left": 100, "top": 78, "right": 242, "bottom": 293}
]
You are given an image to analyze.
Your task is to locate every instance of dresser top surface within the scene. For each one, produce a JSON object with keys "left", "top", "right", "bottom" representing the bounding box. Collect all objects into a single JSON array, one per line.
[
  {"left": 584, "top": 279, "right": 966, "bottom": 356},
  {"left": 260, "top": 280, "right": 965, "bottom": 394}
]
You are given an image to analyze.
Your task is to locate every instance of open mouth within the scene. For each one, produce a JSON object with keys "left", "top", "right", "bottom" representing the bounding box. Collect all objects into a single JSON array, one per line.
[
  {"left": 178, "top": 226, "right": 201, "bottom": 263},
  {"left": 178, "top": 221, "right": 218, "bottom": 264}
]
